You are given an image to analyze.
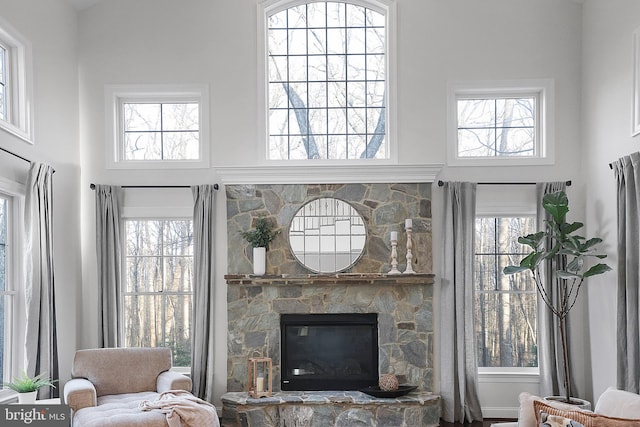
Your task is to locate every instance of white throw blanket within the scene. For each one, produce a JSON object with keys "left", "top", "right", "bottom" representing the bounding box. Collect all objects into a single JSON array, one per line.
[{"left": 140, "top": 390, "right": 220, "bottom": 427}]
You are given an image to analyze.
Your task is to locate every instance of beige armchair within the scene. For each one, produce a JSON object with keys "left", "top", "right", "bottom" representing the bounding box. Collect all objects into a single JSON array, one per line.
[{"left": 64, "top": 347, "right": 216, "bottom": 427}]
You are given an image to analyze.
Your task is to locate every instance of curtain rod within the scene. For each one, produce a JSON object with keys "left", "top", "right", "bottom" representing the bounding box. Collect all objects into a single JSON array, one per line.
[
  {"left": 90, "top": 183, "right": 219, "bottom": 190},
  {"left": 0, "top": 146, "right": 56, "bottom": 173},
  {"left": 437, "top": 180, "right": 572, "bottom": 187},
  {"left": 0, "top": 146, "right": 30, "bottom": 164}
]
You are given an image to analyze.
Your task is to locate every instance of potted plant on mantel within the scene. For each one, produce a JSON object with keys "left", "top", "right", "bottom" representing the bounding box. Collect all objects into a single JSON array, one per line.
[
  {"left": 504, "top": 191, "right": 611, "bottom": 406},
  {"left": 241, "top": 215, "right": 279, "bottom": 276},
  {"left": 4, "top": 371, "right": 56, "bottom": 404}
]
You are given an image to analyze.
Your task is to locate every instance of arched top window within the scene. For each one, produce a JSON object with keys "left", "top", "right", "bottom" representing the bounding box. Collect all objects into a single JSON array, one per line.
[{"left": 260, "top": 0, "right": 395, "bottom": 161}]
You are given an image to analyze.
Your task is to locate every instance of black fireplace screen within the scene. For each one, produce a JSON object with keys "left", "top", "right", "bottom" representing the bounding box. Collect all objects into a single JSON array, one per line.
[{"left": 280, "top": 313, "right": 378, "bottom": 391}]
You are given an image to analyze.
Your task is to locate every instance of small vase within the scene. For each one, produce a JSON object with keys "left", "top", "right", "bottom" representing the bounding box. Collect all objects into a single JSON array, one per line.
[
  {"left": 18, "top": 390, "right": 37, "bottom": 404},
  {"left": 253, "top": 247, "right": 266, "bottom": 275}
]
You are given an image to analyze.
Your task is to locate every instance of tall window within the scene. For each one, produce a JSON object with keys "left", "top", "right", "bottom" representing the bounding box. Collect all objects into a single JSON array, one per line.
[
  {"left": 105, "top": 84, "right": 210, "bottom": 169},
  {"left": 0, "top": 17, "right": 33, "bottom": 142},
  {"left": 265, "top": 1, "right": 390, "bottom": 160},
  {"left": 124, "top": 219, "right": 193, "bottom": 367},
  {"left": 0, "top": 43, "right": 6, "bottom": 121},
  {"left": 474, "top": 216, "right": 538, "bottom": 368},
  {"left": 0, "top": 193, "right": 17, "bottom": 387}
]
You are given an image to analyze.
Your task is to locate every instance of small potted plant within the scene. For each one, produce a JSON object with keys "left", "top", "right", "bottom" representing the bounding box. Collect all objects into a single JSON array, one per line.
[
  {"left": 241, "top": 215, "right": 279, "bottom": 275},
  {"left": 4, "top": 371, "right": 56, "bottom": 404}
]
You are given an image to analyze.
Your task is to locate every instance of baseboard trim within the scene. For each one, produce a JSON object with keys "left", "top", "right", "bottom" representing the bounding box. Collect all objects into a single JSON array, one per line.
[{"left": 481, "top": 406, "right": 519, "bottom": 419}]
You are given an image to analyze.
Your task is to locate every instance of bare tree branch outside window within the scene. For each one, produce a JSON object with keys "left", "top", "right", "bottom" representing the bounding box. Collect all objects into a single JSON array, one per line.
[{"left": 267, "top": 2, "right": 388, "bottom": 160}]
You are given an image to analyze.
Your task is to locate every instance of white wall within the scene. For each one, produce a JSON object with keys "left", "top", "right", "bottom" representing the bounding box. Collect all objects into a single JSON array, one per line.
[
  {"left": 74, "top": 0, "right": 588, "bottom": 410},
  {"left": 0, "top": 0, "right": 605, "bottom": 412},
  {"left": 582, "top": 0, "right": 640, "bottom": 404},
  {"left": 0, "top": 0, "right": 80, "bottom": 383}
]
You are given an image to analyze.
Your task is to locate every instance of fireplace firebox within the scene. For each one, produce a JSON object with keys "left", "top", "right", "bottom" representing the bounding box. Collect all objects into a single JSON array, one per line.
[{"left": 280, "top": 313, "right": 378, "bottom": 391}]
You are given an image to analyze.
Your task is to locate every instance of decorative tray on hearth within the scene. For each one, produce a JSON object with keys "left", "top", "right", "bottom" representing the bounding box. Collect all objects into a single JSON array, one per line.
[{"left": 360, "top": 385, "right": 417, "bottom": 398}]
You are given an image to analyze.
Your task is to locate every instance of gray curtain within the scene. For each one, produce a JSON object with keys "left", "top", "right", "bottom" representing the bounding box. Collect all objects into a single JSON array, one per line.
[
  {"left": 439, "top": 181, "right": 483, "bottom": 423},
  {"left": 536, "top": 181, "right": 568, "bottom": 398},
  {"left": 24, "top": 162, "right": 59, "bottom": 399},
  {"left": 191, "top": 185, "right": 216, "bottom": 402},
  {"left": 94, "top": 185, "right": 123, "bottom": 348},
  {"left": 613, "top": 152, "right": 640, "bottom": 393}
]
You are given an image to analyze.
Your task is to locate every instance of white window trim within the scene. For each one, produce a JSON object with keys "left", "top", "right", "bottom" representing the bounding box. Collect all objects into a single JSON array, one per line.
[
  {"left": 447, "top": 79, "right": 554, "bottom": 167},
  {"left": 0, "top": 16, "right": 34, "bottom": 144},
  {"left": 104, "top": 84, "right": 210, "bottom": 170},
  {"left": 0, "top": 177, "right": 26, "bottom": 397},
  {"left": 476, "top": 184, "right": 540, "bottom": 376},
  {"left": 256, "top": 0, "right": 398, "bottom": 164}
]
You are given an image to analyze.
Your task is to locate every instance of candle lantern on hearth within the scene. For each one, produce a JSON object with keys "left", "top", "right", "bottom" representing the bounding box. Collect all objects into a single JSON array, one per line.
[{"left": 248, "top": 356, "right": 272, "bottom": 398}]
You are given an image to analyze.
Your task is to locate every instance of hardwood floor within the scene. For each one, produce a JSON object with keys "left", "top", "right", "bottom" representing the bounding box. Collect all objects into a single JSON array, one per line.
[{"left": 439, "top": 419, "right": 516, "bottom": 427}]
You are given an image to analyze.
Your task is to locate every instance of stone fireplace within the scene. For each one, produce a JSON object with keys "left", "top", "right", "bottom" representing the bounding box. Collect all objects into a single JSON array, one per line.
[
  {"left": 225, "top": 273, "right": 435, "bottom": 393},
  {"left": 223, "top": 183, "right": 439, "bottom": 426}
]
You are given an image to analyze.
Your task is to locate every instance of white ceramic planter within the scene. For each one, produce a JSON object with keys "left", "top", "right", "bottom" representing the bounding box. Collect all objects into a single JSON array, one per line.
[
  {"left": 253, "top": 247, "right": 266, "bottom": 275},
  {"left": 18, "top": 390, "right": 37, "bottom": 404}
]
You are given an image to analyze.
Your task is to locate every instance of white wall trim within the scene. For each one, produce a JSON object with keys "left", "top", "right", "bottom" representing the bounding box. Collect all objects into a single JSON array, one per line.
[
  {"left": 482, "top": 406, "right": 519, "bottom": 419},
  {"left": 215, "top": 163, "right": 443, "bottom": 184}
]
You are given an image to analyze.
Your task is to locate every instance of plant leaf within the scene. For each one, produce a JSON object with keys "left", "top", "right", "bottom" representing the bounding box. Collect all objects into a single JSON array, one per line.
[
  {"left": 543, "top": 191, "right": 569, "bottom": 224},
  {"left": 503, "top": 265, "right": 531, "bottom": 275},
  {"left": 583, "top": 263, "right": 612, "bottom": 277},
  {"left": 518, "top": 232, "right": 544, "bottom": 249},
  {"left": 557, "top": 270, "right": 581, "bottom": 279}
]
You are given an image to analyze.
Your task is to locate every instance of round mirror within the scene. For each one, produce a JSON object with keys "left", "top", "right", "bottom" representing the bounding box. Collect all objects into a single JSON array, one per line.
[{"left": 289, "top": 197, "right": 366, "bottom": 273}]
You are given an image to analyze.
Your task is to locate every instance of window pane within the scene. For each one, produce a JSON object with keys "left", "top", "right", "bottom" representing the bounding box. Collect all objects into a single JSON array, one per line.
[
  {"left": 163, "top": 132, "right": 199, "bottom": 160},
  {"left": 162, "top": 103, "right": 198, "bottom": 131},
  {"left": 475, "top": 291, "right": 538, "bottom": 368},
  {"left": 458, "top": 128, "right": 495, "bottom": 157},
  {"left": 0, "top": 196, "right": 6, "bottom": 385},
  {"left": 124, "top": 103, "right": 161, "bottom": 132},
  {"left": 164, "top": 294, "right": 192, "bottom": 367},
  {"left": 125, "top": 219, "right": 193, "bottom": 367},
  {"left": 122, "top": 102, "right": 201, "bottom": 162},
  {"left": 457, "top": 97, "right": 537, "bottom": 158},
  {"left": 495, "top": 128, "right": 535, "bottom": 157},
  {"left": 497, "top": 98, "right": 535, "bottom": 127},
  {"left": 126, "top": 256, "right": 162, "bottom": 293},
  {"left": 475, "top": 215, "right": 538, "bottom": 368},
  {"left": 0, "top": 46, "right": 5, "bottom": 121},
  {"left": 124, "top": 132, "right": 161, "bottom": 160},
  {"left": 267, "top": 1, "right": 387, "bottom": 160},
  {"left": 127, "top": 220, "right": 162, "bottom": 256}
]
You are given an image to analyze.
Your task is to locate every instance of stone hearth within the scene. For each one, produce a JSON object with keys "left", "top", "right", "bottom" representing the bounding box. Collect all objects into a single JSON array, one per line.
[{"left": 220, "top": 390, "right": 440, "bottom": 427}]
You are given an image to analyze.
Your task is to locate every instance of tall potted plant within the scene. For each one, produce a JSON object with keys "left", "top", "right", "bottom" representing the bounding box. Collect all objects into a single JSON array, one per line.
[
  {"left": 241, "top": 215, "right": 279, "bottom": 275},
  {"left": 504, "top": 191, "right": 611, "bottom": 404}
]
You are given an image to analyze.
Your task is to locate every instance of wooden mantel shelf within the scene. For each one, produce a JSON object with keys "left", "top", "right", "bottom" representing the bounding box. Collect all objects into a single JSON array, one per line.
[{"left": 224, "top": 273, "right": 435, "bottom": 286}]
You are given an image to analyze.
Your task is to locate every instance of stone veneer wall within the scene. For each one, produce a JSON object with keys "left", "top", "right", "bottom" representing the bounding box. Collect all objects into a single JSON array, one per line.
[
  {"left": 225, "top": 274, "right": 435, "bottom": 394},
  {"left": 225, "top": 183, "right": 432, "bottom": 275}
]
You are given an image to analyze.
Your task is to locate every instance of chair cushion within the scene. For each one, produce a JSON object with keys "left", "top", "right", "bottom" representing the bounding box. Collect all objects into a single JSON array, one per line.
[
  {"left": 594, "top": 387, "right": 640, "bottom": 419},
  {"left": 73, "top": 391, "right": 168, "bottom": 427}
]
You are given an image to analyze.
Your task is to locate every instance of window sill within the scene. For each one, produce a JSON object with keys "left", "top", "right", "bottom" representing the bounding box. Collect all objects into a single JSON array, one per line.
[
  {"left": 0, "top": 389, "right": 18, "bottom": 404},
  {"left": 171, "top": 367, "right": 191, "bottom": 376},
  {"left": 478, "top": 368, "right": 540, "bottom": 384}
]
